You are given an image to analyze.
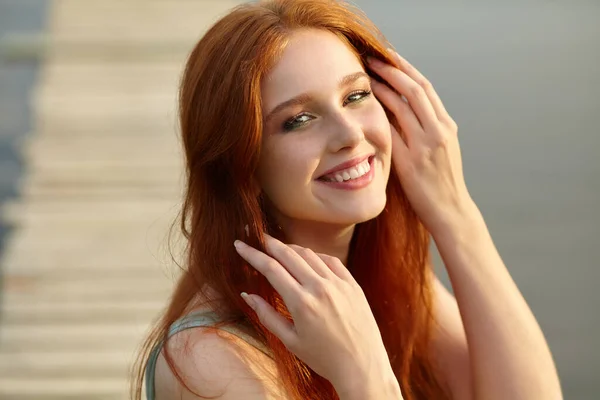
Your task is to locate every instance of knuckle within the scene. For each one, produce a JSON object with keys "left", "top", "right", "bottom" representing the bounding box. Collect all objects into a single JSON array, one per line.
[
  {"left": 326, "top": 257, "right": 342, "bottom": 271},
  {"left": 409, "top": 84, "right": 425, "bottom": 99},
  {"left": 446, "top": 117, "right": 458, "bottom": 132},
  {"left": 280, "top": 246, "right": 296, "bottom": 258},
  {"left": 432, "top": 132, "right": 450, "bottom": 148},
  {"left": 395, "top": 55, "right": 408, "bottom": 69},
  {"left": 329, "top": 255, "right": 342, "bottom": 265},
  {"left": 412, "top": 148, "right": 430, "bottom": 168},
  {"left": 293, "top": 246, "right": 314, "bottom": 263},
  {"left": 417, "top": 78, "right": 432, "bottom": 91},
  {"left": 302, "top": 247, "right": 317, "bottom": 258},
  {"left": 315, "top": 253, "right": 333, "bottom": 267},
  {"left": 288, "top": 245, "right": 305, "bottom": 257},
  {"left": 294, "top": 247, "right": 310, "bottom": 257},
  {"left": 275, "top": 246, "right": 297, "bottom": 263},
  {"left": 312, "top": 280, "right": 334, "bottom": 301},
  {"left": 263, "top": 260, "right": 280, "bottom": 276},
  {"left": 316, "top": 252, "right": 331, "bottom": 261}
]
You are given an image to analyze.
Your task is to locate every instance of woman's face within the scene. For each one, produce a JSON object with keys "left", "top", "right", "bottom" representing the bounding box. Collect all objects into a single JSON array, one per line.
[{"left": 257, "top": 29, "right": 392, "bottom": 228}]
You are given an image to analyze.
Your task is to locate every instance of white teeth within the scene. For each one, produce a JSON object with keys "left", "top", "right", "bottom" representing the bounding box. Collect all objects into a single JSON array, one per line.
[{"left": 325, "top": 158, "right": 372, "bottom": 182}]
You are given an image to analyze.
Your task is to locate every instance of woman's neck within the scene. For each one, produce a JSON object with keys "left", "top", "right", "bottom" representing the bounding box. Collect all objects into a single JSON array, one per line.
[{"left": 276, "top": 219, "right": 355, "bottom": 266}]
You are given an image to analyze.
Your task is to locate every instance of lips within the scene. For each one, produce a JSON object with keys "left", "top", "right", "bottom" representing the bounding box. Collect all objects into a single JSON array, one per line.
[
  {"left": 317, "top": 154, "right": 375, "bottom": 180},
  {"left": 316, "top": 156, "right": 375, "bottom": 190}
]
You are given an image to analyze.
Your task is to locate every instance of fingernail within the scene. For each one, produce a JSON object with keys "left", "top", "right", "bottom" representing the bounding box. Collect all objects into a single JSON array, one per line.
[{"left": 234, "top": 240, "right": 245, "bottom": 249}]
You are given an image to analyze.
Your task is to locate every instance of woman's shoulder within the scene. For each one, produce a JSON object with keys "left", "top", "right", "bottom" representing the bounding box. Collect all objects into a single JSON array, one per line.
[{"left": 153, "top": 307, "right": 285, "bottom": 399}]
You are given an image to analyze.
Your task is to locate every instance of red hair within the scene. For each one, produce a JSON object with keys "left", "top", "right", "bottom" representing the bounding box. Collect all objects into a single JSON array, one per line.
[{"left": 131, "top": 0, "right": 449, "bottom": 399}]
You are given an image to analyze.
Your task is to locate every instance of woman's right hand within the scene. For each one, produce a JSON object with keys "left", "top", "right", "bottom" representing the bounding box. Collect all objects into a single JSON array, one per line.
[{"left": 234, "top": 234, "right": 403, "bottom": 399}]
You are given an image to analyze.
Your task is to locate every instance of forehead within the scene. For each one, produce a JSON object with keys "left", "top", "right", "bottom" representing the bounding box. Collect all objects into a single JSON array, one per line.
[{"left": 261, "top": 29, "right": 364, "bottom": 106}]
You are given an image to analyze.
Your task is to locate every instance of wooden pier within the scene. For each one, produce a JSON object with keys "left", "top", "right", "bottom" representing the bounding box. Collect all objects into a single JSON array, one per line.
[{"left": 0, "top": 1, "right": 242, "bottom": 398}]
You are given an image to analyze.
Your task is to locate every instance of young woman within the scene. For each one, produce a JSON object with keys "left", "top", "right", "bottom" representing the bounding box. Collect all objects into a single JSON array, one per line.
[{"left": 131, "top": 0, "right": 562, "bottom": 399}]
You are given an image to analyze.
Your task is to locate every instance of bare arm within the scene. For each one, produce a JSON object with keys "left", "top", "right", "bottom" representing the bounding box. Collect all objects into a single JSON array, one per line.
[
  {"left": 430, "top": 275, "right": 473, "bottom": 400},
  {"left": 368, "top": 49, "right": 562, "bottom": 400},
  {"left": 433, "top": 204, "right": 562, "bottom": 400}
]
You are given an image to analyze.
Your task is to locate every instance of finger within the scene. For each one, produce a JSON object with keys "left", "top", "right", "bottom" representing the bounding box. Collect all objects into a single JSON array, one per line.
[
  {"left": 389, "top": 123, "right": 410, "bottom": 164},
  {"left": 315, "top": 253, "right": 354, "bottom": 282},
  {"left": 371, "top": 79, "right": 421, "bottom": 147},
  {"left": 367, "top": 57, "right": 438, "bottom": 131},
  {"left": 288, "top": 244, "right": 333, "bottom": 280},
  {"left": 263, "top": 234, "right": 321, "bottom": 286},
  {"left": 234, "top": 240, "right": 302, "bottom": 305},
  {"left": 241, "top": 293, "right": 298, "bottom": 348},
  {"left": 387, "top": 49, "right": 451, "bottom": 123}
]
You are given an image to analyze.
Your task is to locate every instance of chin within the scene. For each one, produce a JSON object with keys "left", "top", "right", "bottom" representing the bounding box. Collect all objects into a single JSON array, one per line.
[
  {"left": 357, "top": 200, "right": 387, "bottom": 223},
  {"left": 331, "top": 196, "right": 387, "bottom": 225}
]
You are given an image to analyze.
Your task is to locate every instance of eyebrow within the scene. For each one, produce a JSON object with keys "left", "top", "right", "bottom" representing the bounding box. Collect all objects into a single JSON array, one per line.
[{"left": 264, "top": 71, "right": 370, "bottom": 123}]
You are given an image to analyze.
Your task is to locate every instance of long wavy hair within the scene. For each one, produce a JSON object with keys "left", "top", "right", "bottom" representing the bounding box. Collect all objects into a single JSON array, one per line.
[{"left": 131, "top": 0, "right": 449, "bottom": 399}]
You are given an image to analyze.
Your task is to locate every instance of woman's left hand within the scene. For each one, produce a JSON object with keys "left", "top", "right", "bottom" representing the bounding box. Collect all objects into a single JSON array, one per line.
[{"left": 367, "top": 49, "right": 476, "bottom": 234}]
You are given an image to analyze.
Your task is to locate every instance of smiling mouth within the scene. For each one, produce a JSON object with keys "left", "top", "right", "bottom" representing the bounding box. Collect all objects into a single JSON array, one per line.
[{"left": 318, "top": 156, "right": 375, "bottom": 182}]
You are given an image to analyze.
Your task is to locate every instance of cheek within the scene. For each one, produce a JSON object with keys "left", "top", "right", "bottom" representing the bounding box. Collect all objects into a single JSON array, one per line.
[
  {"left": 257, "top": 142, "right": 313, "bottom": 198},
  {"left": 363, "top": 100, "right": 392, "bottom": 152}
]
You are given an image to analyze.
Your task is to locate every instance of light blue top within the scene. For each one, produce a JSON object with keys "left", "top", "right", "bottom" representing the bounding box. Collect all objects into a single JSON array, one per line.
[{"left": 145, "top": 310, "right": 271, "bottom": 400}]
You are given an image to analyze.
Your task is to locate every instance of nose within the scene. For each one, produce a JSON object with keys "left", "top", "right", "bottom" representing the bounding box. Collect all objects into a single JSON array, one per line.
[{"left": 327, "top": 112, "right": 365, "bottom": 152}]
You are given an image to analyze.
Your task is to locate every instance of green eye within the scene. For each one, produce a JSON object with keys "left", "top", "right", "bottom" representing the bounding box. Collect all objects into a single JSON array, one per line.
[
  {"left": 283, "top": 113, "right": 314, "bottom": 132},
  {"left": 343, "top": 90, "right": 372, "bottom": 106},
  {"left": 280, "top": 90, "right": 372, "bottom": 132}
]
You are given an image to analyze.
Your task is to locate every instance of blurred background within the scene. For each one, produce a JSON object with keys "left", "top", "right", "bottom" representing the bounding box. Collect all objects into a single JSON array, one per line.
[{"left": 0, "top": 0, "right": 597, "bottom": 399}]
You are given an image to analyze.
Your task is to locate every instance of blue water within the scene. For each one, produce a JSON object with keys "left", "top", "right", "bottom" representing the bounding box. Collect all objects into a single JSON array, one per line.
[{"left": 0, "top": 0, "right": 48, "bottom": 255}]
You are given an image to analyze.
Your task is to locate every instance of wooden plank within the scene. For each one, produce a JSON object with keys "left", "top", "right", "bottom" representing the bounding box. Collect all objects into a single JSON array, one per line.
[
  {"left": 1, "top": 300, "right": 164, "bottom": 324},
  {"left": 0, "top": 378, "right": 127, "bottom": 399},
  {"left": 1, "top": 323, "right": 151, "bottom": 349},
  {"left": 37, "top": 62, "right": 182, "bottom": 95},
  {"left": 0, "top": 1, "right": 234, "bottom": 398},
  {"left": 0, "top": 352, "right": 133, "bottom": 379},
  {"left": 22, "top": 135, "right": 182, "bottom": 163},
  {"left": 2, "top": 199, "right": 181, "bottom": 222},
  {"left": 49, "top": 0, "right": 244, "bottom": 42}
]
